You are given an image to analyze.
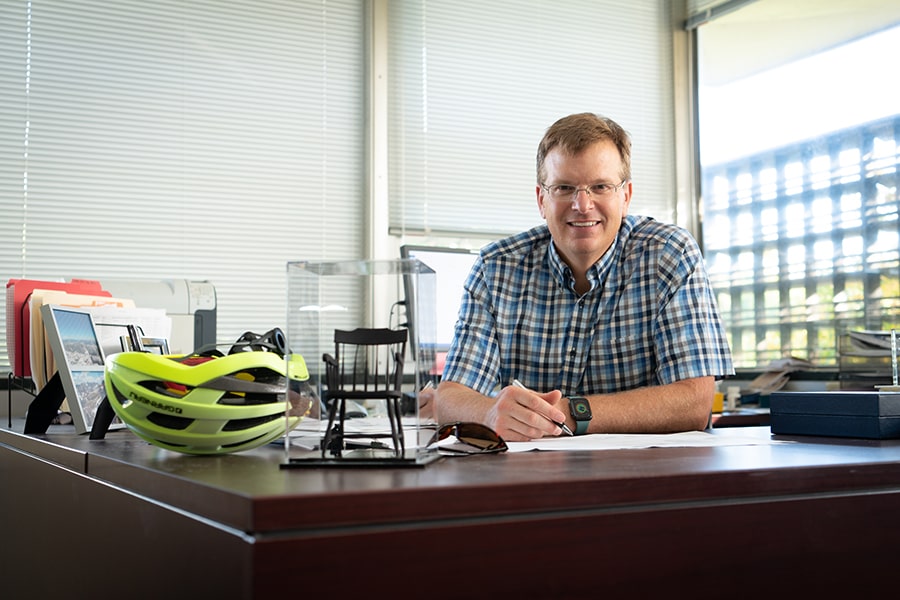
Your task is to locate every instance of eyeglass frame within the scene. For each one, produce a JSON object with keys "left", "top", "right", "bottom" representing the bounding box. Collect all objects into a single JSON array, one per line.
[{"left": 540, "top": 179, "right": 628, "bottom": 202}]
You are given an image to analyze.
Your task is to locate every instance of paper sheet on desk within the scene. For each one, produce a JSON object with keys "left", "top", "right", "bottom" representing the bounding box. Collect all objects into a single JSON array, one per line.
[{"left": 505, "top": 430, "right": 787, "bottom": 452}]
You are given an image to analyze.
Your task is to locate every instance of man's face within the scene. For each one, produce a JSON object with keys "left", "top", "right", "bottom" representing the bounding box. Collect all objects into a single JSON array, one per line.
[{"left": 536, "top": 139, "right": 632, "bottom": 274}]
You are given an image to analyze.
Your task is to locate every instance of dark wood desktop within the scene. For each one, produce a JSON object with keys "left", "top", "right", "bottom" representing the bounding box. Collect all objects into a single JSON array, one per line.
[{"left": 3, "top": 423, "right": 900, "bottom": 598}]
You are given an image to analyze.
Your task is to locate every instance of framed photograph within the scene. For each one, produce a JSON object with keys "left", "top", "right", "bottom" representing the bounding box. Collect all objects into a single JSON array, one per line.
[{"left": 41, "top": 304, "right": 123, "bottom": 434}]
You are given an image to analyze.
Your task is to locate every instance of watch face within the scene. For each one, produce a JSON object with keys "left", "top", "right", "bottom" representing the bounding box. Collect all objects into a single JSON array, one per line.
[{"left": 569, "top": 396, "right": 592, "bottom": 420}]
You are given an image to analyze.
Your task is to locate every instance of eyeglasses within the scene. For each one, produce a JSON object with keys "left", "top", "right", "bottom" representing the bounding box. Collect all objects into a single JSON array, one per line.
[
  {"left": 426, "top": 422, "right": 508, "bottom": 455},
  {"left": 541, "top": 180, "right": 627, "bottom": 202}
]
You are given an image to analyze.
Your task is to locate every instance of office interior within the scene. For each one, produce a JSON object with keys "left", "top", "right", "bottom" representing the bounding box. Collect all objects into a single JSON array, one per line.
[
  {"left": 4, "top": 0, "right": 900, "bottom": 414},
  {"left": 4, "top": 1, "right": 900, "bottom": 596}
]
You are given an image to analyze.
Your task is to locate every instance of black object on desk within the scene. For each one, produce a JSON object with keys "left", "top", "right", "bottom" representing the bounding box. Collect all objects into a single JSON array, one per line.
[
  {"left": 22, "top": 371, "right": 65, "bottom": 434},
  {"left": 770, "top": 391, "right": 900, "bottom": 439}
]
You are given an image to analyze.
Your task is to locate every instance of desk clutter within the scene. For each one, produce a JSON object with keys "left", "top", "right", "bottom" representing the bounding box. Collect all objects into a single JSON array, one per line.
[
  {"left": 6, "top": 277, "right": 216, "bottom": 433},
  {"left": 6, "top": 277, "right": 216, "bottom": 379},
  {"left": 713, "top": 356, "right": 813, "bottom": 412},
  {"left": 11, "top": 271, "right": 900, "bottom": 458}
]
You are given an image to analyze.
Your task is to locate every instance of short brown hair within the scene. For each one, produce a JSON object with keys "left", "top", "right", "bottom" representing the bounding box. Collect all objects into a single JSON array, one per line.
[{"left": 536, "top": 113, "right": 632, "bottom": 184}]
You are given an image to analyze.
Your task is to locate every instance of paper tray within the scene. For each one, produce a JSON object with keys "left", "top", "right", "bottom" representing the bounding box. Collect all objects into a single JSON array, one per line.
[{"left": 769, "top": 391, "right": 900, "bottom": 439}]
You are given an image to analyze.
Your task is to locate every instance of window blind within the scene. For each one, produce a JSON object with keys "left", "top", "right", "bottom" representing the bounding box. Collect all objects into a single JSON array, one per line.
[
  {"left": 387, "top": 0, "right": 676, "bottom": 237},
  {"left": 0, "top": 0, "right": 365, "bottom": 371}
]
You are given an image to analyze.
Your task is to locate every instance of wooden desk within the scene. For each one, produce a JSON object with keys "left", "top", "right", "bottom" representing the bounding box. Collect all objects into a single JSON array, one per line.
[{"left": 3, "top": 423, "right": 900, "bottom": 598}]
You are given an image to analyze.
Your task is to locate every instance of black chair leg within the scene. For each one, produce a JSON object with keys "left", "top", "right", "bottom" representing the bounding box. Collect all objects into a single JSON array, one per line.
[
  {"left": 387, "top": 399, "right": 404, "bottom": 456},
  {"left": 322, "top": 398, "right": 343, "bottom": 458}
]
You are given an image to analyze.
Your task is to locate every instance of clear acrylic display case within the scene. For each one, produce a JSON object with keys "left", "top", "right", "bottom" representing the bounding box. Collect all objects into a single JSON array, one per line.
[{"left": 282, "top": 258, "right": 440, "bottom": 467}]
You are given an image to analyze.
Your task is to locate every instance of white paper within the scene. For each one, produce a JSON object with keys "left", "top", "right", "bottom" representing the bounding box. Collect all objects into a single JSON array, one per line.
[
  {"left": 288, "top": 421, "right": 784, "bottom": 453},
  {"left": 87, "top": 305, "right": 172, "bottom": 358},
  {"left": 504, "top": 430, "right": 788, "bottom": 452}
]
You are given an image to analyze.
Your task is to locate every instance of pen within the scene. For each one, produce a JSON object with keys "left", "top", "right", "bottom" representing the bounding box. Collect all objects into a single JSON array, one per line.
[
  {"left": 421, "top": 380, "right": 434, "bottom": 392},
  {"left": 511, "top": 379, "right": 575, "bottom": 436}
]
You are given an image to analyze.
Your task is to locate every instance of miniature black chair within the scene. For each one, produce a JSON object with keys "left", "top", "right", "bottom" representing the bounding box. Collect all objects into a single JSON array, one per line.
[{"left": 321, "top": 327, "right": 408, "bottom": 458}]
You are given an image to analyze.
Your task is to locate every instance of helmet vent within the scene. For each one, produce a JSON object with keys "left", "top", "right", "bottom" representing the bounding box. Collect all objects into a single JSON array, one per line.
[
  {"left": 218, "top": 392, "right": 282, "bottom": 406},
  {"left": 223, "top": 413, "right": 280, "bottom": 431},
  {"left": 147, "top": 412, "right": 193, "bottom": 430}
]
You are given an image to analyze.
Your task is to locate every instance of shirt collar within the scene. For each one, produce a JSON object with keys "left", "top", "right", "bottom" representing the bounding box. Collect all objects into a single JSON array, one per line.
[{"left": 546, "top": 219, "right": 629, "bottom": 294}]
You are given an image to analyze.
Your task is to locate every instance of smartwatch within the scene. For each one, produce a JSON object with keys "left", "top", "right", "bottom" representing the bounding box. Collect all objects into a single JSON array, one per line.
[{"left": 567, "top": 396, "right": 592, "bottom": 435}]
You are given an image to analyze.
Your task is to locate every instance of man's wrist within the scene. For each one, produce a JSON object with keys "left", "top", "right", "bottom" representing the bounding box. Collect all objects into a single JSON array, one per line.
[{"left": 566, "top": 395, "right": 592, "bottom": 435}]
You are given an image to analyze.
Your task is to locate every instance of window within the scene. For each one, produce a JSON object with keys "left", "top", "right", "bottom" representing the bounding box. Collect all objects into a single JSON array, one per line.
[
  {"left": 695, "top": 2, "right": 900, "bottom": 368},
  {"left": 0, "top": 0, "right": 365, "bottom": 371},
  {"left": 387, "top": 0, "right": 678, "bottom": 238}
]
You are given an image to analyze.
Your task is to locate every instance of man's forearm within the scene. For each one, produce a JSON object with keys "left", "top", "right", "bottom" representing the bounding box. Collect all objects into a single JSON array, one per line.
[
  {"left": 433, "top": 380, "right": 494, "bottom": 424},
  {"left": 578, "top": 376, "right": 715, "bottom": 434},
  {"left": 436, "top": 376, "right": 714, "bottom": 434}
]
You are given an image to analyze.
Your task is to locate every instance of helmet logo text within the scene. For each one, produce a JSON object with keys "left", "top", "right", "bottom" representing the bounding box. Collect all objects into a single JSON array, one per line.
[{"left": 127, "top": 391, "right": 183, "bottom": 414}]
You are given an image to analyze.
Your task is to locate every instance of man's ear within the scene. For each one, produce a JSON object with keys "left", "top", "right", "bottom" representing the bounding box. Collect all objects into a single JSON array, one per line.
[
  {"left": 621, "top": 180, "right": 633, "bottom": 216},
  {"left": 536, "top": 184, "right": 546, "bottom": 219}
]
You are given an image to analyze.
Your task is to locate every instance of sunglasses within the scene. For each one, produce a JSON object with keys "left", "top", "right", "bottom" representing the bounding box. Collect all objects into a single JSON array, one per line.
[{"left": 427, "top": 422, "right": 508, "bottom": 455}]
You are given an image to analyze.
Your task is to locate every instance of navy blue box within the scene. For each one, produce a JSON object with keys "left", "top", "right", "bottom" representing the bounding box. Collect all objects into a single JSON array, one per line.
[{"left": 769, "top": 391, "right": 900, "bottom": 439}]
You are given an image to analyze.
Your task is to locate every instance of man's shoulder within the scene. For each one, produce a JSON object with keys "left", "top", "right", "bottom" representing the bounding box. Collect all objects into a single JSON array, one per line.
[{"left": 623, "top": 215, "right": 697, "bottom": 249}]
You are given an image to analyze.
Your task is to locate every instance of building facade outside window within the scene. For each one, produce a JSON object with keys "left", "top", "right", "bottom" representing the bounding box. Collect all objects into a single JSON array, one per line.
[{"left": 697, "top": 11, "right": 900, "bottom": 373}]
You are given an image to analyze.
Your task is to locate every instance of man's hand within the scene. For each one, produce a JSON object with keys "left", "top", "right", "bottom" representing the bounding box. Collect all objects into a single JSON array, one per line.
[
  {"left": 486, "top": 383, "right": 567, "bottom": 441},
  {"left": 418, "top": 384, "right": 435, "bottom": 420}
]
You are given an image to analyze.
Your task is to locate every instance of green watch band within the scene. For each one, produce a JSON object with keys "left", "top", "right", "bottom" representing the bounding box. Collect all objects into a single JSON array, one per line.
[{"left": 567, "top": 396, "right": 592, "bottom": 435}]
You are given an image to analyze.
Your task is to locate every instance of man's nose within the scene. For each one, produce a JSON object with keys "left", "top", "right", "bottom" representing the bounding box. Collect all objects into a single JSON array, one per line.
[{"left": 571, "top": 189, "right": 592, "bottom": 212}]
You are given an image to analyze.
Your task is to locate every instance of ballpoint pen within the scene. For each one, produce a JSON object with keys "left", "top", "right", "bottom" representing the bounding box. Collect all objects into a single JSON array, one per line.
[{"left": 511, "top": 379, "right": 575, "bottom": 436}]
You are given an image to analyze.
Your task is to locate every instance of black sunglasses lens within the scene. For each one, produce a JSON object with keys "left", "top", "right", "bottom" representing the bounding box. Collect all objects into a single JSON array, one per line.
[
  {"left": 432, "top": 422, "right": 507, "bottom": 453},
  {"left": 455, "top": 424, "right": 500, "bottom": 448}
]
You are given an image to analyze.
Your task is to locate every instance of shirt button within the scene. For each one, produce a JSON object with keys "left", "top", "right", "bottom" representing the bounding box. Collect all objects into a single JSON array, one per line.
[{"left": 570, "top": 349, "right": 577, "bottom": 357}]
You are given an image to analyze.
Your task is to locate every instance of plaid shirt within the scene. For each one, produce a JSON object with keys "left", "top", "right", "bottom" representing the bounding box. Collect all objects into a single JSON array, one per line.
[{"left": 442, "top": 215, "right": 734, "bottom": 396}]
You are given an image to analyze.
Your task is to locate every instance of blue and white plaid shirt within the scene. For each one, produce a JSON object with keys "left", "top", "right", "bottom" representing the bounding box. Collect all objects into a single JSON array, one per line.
[{"left": 442, "top": 215, "right": 734, "bottom": 396}]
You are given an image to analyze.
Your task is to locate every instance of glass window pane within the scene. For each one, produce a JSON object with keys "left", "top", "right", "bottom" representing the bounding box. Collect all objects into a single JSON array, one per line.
[{"left": 697, "top": 4, "right": 900, "bottom": 369}]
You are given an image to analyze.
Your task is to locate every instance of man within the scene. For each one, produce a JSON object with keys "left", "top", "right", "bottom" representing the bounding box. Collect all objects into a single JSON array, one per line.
[{"left": 432, "top": 113, "right": 733, "bottom": 441}]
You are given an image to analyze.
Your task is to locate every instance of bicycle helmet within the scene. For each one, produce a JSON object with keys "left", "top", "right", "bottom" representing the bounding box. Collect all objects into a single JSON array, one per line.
[{"left": 104, "top": 349, "right": 315, "bottom": 455}]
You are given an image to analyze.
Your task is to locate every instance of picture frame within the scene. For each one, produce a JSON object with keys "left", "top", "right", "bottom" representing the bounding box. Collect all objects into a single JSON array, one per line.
[{"left": 40, "top": 304, "right": 124, "bottom": 435}]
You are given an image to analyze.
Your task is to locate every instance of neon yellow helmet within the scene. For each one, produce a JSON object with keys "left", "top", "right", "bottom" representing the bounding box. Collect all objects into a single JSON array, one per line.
[{"left": 104, "top": 350, "right": 315, "bottom": 455}]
